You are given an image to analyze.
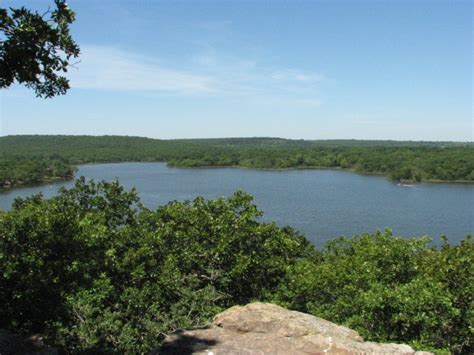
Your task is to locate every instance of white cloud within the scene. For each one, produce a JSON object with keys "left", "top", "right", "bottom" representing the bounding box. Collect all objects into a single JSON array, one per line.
[
  {"left": 190, "top": 48, "right": 325, "bottom": 105},
  {"left": 68, "top": 46, "right": 215, "bottom": 94},
  {"left": 270, "top": 69, "right": 323, "bottom": 83},
  {"left": 68, "top": 45, "right": 326, "bottom": 107}
]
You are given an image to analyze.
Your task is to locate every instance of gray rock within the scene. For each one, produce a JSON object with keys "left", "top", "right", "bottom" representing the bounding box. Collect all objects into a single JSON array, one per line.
[{"left": 156, "top": 303, "right": 432, "bottom": 354}]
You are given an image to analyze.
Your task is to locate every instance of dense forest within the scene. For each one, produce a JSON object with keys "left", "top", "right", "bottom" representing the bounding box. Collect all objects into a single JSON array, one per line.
[
  {"left": 0, "top": 179, "right": 472, "bottom": 353},
  {"left": 1, "top": 135, "right": 473, "bottom": 188}
]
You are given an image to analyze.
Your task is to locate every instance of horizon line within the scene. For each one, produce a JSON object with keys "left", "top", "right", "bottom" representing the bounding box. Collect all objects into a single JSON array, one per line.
[{"left": 1, "top": 134, "right": 473, "bottom": 144}]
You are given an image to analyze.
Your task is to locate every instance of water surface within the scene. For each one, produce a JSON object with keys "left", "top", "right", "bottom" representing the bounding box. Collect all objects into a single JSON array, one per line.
[{"left": 1, "top": 163, "right": 472, "bottom": 246}]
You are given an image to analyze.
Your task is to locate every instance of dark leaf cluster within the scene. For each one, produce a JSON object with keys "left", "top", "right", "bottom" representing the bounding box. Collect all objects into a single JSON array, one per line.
[{"left": 0, "top": 0, "right": 79, "bottom": 98}]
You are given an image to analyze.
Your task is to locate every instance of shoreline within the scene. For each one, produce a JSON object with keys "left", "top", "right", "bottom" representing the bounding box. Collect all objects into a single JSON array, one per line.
[
  {"left": 168, "top": 163, "right": 474, "bottom": 184},
  {"left": 1, "top": 175, "right": 75, "bottom": 192},
  {"left": 2, "top": 161, "right": 474, "bottom": 192}
]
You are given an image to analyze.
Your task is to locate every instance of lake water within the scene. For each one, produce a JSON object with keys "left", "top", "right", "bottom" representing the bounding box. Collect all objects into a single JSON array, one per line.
[{"left": 1, "top": 163, "right": 473, "bottom": 246}]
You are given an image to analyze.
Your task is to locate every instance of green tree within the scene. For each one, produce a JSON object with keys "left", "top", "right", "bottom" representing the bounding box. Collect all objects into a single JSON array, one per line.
[
  {"left": 0, "top": 0, "right": 79, "bottom": 98},
  {"left": 0, "top": 179, "right": 312, "bottom": 352},
  {"left": 2, "top": 180, "right": 472, "bottom": 353}
]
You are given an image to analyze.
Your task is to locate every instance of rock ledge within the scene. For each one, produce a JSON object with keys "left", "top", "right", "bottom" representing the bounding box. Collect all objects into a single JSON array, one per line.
[{"left": 157, "top": 303, "right": 431, "bottom": 354}]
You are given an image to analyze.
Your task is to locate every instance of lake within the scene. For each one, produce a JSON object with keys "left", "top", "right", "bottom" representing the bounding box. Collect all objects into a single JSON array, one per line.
[{"left": 0, "top": 163, "right": 473, "bottom": 246}]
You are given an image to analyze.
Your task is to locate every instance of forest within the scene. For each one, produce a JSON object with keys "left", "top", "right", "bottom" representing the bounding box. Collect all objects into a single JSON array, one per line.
[
  {"left": 0, "top": 179, "right": 472, "bottom": 353},
  {"left": 1, "top": 135, "right": 473, "bottom": 189}
]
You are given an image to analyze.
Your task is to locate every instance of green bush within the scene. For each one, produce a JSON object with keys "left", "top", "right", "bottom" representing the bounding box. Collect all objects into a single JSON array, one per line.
[
  {"left": 273, "top": 232, "right": 473, "bottom": 354},
  {"left": 0, "top": 179, "right": 472, "bottom": 353},
  {"left": 0, "top": 178, "right": 310, "bottom": 352}
]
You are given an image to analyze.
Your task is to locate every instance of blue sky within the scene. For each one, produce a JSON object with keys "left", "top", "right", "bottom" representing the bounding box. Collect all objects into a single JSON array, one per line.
[{"left": 0, "top": 0, "right": 472, "bottom": 140}]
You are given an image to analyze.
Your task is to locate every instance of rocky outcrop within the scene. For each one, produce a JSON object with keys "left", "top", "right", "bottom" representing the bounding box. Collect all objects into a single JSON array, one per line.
[{"left": 157, "top": 303, "right": 432, "bottom": 354}]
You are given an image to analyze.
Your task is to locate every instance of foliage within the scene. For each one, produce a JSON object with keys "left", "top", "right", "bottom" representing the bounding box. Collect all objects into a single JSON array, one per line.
[
  {"left": 0, "top": 179, "right": 311, "bottom": 353},
  {"left": 0, "top": 0, "right": 79, "bottom": 97},
  {"left": 1, "top": 135, "right": 473, "bottom": 189},
  {"left": 0, "top": 156, "right": 73, "bottom": 187},
  {"left": 273, "top": 232, "right": 473, "bottom": 354},
  {"left": 0, "top": 179, "right": 472, "bottom": 353}
]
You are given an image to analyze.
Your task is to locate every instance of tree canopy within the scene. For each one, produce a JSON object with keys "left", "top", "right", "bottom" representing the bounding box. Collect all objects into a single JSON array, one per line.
[
  {"left": 0, "top": 0, "right": 79, "bottom": 98},
  {"left": 0, "top": 179, "right": 472, "bottom": 353}
]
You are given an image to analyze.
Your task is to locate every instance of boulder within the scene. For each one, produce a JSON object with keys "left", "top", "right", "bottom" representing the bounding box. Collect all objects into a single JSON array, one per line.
[{"left": 156, "top": 303, "right": 432, "bottom": 354}]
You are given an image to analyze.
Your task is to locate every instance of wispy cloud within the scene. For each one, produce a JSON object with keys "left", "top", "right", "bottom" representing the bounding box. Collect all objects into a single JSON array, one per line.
[
  {"left": 270, "top": 69, "right": 324, "bottom": 83},
  {"left": 191, "top": 48, "right": 326, "bottom": 105},
  {"left": 68, "top": 46, "right": 215, "bottom": 94},
  {"left": 68, "top": 45, "right": 326, "bottom": 106}
]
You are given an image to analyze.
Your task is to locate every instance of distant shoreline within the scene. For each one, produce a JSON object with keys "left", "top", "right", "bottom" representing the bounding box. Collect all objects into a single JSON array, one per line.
[
  {"left": 2, "top": 162, "right": 474, "bottom": 193},
  {"left": 2, "top": 136, "right": 473, "bottom": 191},
  {"left": 1, "top": 175, "right": 74, "bottom": 191}
]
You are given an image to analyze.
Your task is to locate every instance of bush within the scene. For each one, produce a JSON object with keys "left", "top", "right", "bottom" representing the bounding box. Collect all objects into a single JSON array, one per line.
[
  {"left": 273, "top": 231, "right": 473, "bottom": 354},
  {"left": 0, "top": 179, "right": 472, "bottom": 353},
  {"left": 0, "top": 178, "right": 310, "bottom": 352}
]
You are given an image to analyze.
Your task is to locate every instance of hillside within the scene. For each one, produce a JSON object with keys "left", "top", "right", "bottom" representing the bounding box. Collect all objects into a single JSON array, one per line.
[{"left": 1, "top": 135, "right": 473, "bottom": 189}]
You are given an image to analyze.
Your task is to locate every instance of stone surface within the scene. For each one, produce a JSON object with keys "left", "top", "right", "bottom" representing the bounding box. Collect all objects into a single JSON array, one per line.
[{"left": 156, "top": 303, "right": 432, "bottom": 354}]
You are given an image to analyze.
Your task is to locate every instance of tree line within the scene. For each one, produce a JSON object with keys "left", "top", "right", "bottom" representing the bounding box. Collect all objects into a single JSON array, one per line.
[{"left": 1, "top": 135, "right": 473, "bottom": 188}]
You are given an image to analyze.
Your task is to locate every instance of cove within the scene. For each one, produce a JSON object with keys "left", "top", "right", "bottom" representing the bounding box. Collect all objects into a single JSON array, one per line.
[{"left": 0, "top": 162, "right": 472, "bottom": 246}]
